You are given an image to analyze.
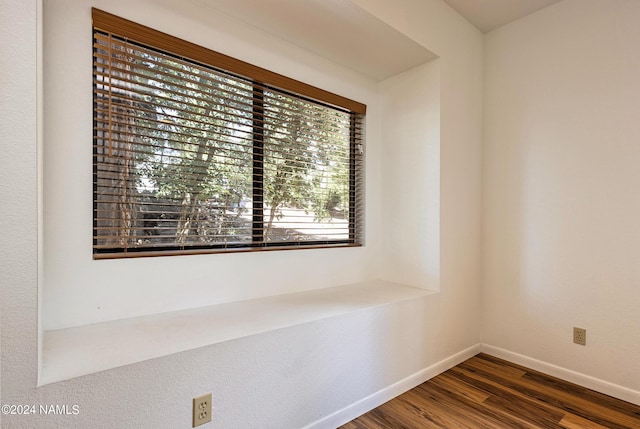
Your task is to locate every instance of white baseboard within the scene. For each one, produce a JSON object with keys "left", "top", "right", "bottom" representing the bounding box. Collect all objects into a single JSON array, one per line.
[
  {"left": 304, "top": 343, "right": 639, "bottom": 429},
  {"left": 482, "top": 344, "right": 640, "bottom": 406},
  {"left": 303, "top": 343, "right": 482, "bottom": 429}
]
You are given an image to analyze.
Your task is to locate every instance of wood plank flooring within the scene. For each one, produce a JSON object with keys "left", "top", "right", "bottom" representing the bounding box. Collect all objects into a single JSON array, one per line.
[{"left": 339, "top": 353, "right": 640, "bottom": 429}]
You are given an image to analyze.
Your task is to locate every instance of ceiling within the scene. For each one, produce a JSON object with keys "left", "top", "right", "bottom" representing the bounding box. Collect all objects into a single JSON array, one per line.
[
  {"left": 191, "top": 0, "right": 437, "bottom": 81},
  {"left": 442, "top": 0, "right": 564, "bottom": 33},
  {"left": 188, "top": 0, "right": 564, "bottom": 81}
]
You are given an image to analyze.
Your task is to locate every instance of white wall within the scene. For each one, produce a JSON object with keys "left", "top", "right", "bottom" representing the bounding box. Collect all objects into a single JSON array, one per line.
[
  {"left": 483, "top": 0, "right": 640, "bottom": 395},
  {"left": 1, "top": 0, "right": 483, "bottom": 427},
  {"left": 360, "top": 0, "right": 484, "bottom": 346},
  {"left": 379, "top": 60, "right": 441, "bottom": 291},
  {"left": 0, "top": 0, "right": 40, "bottom": 414}
]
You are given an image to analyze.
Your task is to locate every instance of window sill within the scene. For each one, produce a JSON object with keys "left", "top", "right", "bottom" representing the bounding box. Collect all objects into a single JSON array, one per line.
[{"left": 39, "top": 280, "right": 435, "bottom": 385}]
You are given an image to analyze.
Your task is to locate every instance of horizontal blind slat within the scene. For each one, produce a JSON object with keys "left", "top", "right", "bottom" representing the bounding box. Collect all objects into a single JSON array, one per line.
[
  {"left": 93, "top": 11, "right": 365, "bottom": 258},
  {"left": 93, "top": 74, "right": 363, "bottom": 139}
]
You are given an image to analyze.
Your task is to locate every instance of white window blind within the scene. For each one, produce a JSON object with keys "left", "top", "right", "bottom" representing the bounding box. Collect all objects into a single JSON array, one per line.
[{"left": 92, "top": 9, "right": 365, "bottom": 259}]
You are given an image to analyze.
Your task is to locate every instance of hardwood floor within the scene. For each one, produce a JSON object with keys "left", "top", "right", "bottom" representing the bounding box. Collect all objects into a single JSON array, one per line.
[{"left": 339, "top": 353, "right": 640, "bottom": 429}]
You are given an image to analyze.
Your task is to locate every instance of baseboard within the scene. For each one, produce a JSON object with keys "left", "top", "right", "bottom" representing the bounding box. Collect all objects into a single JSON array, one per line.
[
  {"left": 302, "top": 343, "right": 482, "bottom": 429},
  {"left": 303, "top": 343, "right": 640, "bottom": 429},
  {"left": 482, "top": 344, "right": 640, "bottom": 406}
]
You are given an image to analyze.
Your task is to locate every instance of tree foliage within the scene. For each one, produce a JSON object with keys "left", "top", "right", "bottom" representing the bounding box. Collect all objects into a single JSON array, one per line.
[{"left": 94, "top": 37, "right": 353, "bottom": 251}]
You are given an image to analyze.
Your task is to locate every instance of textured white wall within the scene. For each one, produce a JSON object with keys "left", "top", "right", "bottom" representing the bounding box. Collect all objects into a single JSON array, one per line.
[
  {"left": 483, "top": 0, "right": 640, "bottom": 393},
  {"left": 358, "top": 0, "right": 484, "bottom": 342},
  {"left": 379, "top": 60, "right": 441, "bottom": 291},
  {"left": 1, "top": 0, "right": 483, "bottom": 427},
  {"left": 0, "top": 0, "right": 40, "bottom": 415}
]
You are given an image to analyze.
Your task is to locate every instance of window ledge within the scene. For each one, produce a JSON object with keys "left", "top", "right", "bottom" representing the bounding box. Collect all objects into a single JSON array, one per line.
[{"left": 39, "top": 280, "right": 435, "bottom": 385}]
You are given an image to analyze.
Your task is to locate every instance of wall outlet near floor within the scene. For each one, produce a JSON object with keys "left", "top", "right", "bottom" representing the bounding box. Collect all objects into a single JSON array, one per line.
[
  {"left": 193, "top": 393, "right": 212, "bottom": 427},
  {"left": 573, "top": 327, "right": 586, "bottom": 346}
]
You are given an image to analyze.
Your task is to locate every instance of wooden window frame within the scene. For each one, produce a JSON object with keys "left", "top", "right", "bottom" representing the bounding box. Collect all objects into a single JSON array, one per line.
[{"left": 92, "top": 9, "right": 366, "bottom": 259}]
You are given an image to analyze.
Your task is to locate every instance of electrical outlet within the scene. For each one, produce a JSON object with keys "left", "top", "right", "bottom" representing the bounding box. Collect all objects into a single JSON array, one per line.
[
  {"left": 193, "top": 393, "right": 212, "bottom": 427},
  {"left": 573, "top": 327, "right": 586, "bottom": 346}
]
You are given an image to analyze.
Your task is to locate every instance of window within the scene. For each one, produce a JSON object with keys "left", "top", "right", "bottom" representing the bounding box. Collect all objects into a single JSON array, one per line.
[{"left": 92, "top": 9, "right": 365, "bottom": 259}]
